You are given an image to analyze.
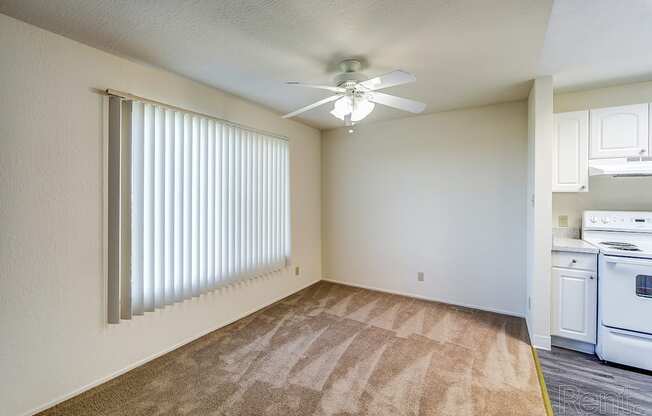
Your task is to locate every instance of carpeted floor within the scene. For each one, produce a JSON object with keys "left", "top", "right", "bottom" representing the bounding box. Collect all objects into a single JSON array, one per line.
[{"left": 39, "top": 281, "right": 546, "bottom": 415}]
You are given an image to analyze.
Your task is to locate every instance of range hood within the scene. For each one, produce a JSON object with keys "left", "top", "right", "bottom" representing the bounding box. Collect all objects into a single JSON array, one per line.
[{"left": 589, "top": 157, "right": 652, "bottom": 177}]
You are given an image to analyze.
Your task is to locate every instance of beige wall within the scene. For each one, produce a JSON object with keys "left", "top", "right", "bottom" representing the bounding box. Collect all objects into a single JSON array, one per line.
[
  {"left": 322, "top": 101, "right": 528, "bottom": 316},
  {"left": 553, "top": 176, "right": 652, "bottom": 229},
  {"left": 0, "top": 14, "right": 321, "bottom": 416},
  {"left": 554, "top": 80, "right": 652, "bottom": 113},
  {"left": 553, "top": 81, "right": 652, "bottom": 229}
]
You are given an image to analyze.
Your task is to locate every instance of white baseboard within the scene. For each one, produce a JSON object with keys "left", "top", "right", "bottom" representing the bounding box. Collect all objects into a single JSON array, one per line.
[
  {"left": 532, "top": 334, "right": 552, "bottom": 351},
  {"left": 24, "top": 279, "right": 319, "bottom": 416},
  {"left": 524, "top": 315, "right": 551, "bottom": 350},
  {"left": 322, "top": 278, "right": 525, "bottom": 318}
]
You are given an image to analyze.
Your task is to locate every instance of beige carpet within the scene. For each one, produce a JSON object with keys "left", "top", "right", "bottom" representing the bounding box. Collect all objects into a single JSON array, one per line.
[{"left": 39, "top": 281, "right": 546, "bottom": 415}]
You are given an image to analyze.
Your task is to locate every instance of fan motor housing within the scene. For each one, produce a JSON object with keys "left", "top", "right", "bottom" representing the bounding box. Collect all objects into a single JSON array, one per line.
[
  {"left": 334, "top": 72, "right": 367, "bottom": 87},
  {"left": 334, "top": 59, "right": 367, "bottom": 87}
]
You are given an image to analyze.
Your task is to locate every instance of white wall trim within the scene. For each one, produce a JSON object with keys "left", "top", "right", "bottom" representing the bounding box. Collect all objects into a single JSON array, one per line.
[
  {"left": 23, "top": 279, "right": 319, "bottom": 416},
  {"left": 526, "top": 315, "right": 535, "bottom": 347},
  {"left": 526, "top": 316, "right": 551, "bottom": 350},
  {"left": 322, "top": 278, "right": 525, "bottom": 318},
  {"left": 532, "top": 334, "right": 552, "bottom": 351},
  {"left": 526, "top": 76, "right": 554, "bottom": 355}
]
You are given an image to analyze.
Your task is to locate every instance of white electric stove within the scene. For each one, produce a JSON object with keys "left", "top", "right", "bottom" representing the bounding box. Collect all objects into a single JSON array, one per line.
[{"left": 582, "top": 210, "right": 652, "bottom": 371}]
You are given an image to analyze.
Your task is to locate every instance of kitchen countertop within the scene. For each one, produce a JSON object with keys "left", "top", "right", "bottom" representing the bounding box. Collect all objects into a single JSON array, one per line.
[{"left": 552, "top": 237, "right": 599, "bottom": 254}]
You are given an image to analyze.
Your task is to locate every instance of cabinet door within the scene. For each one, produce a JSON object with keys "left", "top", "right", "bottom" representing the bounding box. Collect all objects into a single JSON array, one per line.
[
  {"left": 590, "top": 104, "right": 649, "bottom": 159},
  {"left": 553, "top": 111, "right": 589, "bottom": 192},
  {"left": 551, "top": 267, "right": 597, "bottom": 344}
]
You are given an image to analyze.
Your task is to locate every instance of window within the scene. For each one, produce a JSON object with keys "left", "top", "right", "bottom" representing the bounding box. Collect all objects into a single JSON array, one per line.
[{"left": 107, "top": 95, "right": 290, "bottom": 323}]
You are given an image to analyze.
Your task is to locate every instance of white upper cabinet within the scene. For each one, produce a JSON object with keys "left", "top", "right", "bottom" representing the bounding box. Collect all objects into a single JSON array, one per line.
[
  {"left": 553, "top": 111, "right": 589, "bottom": 192},
  {"left": 589, "top": 103, "right": 649, "bottom": 159}
]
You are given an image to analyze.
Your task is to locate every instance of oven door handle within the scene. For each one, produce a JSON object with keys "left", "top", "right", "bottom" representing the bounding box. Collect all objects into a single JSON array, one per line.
[{"left": 604, "top": 255, "right": 652, "bottom": 267}]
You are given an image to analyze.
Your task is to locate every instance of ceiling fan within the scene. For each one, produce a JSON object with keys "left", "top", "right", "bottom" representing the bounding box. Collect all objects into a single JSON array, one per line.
[{"left": 282, "top": 59, "right": 426, "bottom": 128}]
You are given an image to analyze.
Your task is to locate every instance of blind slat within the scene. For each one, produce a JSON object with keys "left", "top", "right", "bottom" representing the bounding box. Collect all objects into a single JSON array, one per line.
[
  {"left": 183, "top": 115, "right": 192, "bottom": 299},
  {"left": 154, "top": 107, "right": 165, "bottom": 308},
  {"left": 173, "top": 112, "right": 183, "bottom": 303},
  {"left": 107, "top": 97, "right": 121, "bottom": 324},
  {"left": 199, "top": 118, "right": 207, "bottom": 293},
  {"left": 164, "top": 109, "right": 174, "bottom": 305},
  {"left": 132, "top": 103, "right": 145, "bottom": 315},
  {"left": 120, "top": 101, "right": 133, "bottom": 319},
  {"left": 191, "top": 117, "right": 200, "bottom": 297},
  {"left": 143, "top": 104, "right": 155, "bottom": 312},
  {"left": 207, "top": 120, "right": 215, "bottom": 290}
]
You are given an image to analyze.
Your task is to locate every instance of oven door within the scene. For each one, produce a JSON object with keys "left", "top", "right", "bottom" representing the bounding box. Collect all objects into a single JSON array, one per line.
[{"left": 601, "top": 254, "right": 652, "bottom": 335}]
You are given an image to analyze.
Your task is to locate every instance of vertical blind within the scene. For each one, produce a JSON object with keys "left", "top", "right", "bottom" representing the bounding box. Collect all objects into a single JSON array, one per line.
[{"left": 108, "top": 96, "right": 290, "bottom": 323}]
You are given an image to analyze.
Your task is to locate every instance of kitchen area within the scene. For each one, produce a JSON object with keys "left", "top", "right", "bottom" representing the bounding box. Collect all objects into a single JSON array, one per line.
[{"left": 541, "top": 81, "right": 652, "bottom": 415}]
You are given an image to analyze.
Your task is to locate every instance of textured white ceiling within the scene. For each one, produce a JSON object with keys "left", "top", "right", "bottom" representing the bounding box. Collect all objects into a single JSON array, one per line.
[
  {"left": 540, "top": 0, "right": 652, "bottom": 92},
  {"left": 0, "top": 0, "right": 554, "bottom": 129}
]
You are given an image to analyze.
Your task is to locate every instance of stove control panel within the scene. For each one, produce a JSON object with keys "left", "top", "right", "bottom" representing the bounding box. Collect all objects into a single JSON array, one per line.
[{"left": 584, "top": 211, "right": 652, "bottom": 232}]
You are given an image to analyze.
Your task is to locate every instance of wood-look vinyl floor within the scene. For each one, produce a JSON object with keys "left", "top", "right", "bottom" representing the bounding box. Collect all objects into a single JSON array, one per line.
[{"left": 538, "top": 346, "right": 652, "bottom": 416}]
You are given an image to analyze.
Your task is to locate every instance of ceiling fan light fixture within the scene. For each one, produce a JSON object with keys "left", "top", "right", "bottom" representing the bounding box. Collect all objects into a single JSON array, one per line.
[
  {"left": 352, "top": 98, "right": 375, "bottom": 122},
  {"left": 329, "top": 96, "right": 352, "bottom": 120},
  {"left": 330, "top": 96, "right": 375, "bottom": 122}
]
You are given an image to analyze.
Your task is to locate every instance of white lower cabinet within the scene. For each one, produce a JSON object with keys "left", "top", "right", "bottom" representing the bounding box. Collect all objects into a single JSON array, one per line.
[{"left": 551, "top": 258, "right": 597, "bottom": 344}]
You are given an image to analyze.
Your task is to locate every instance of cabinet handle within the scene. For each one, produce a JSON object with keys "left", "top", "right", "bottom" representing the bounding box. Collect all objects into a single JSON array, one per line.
[
  {"left": 571, "top": 259, "right": 577, "bottom": 264},
  {"left": 641, "top": 149, "right": 647, "bottom": 154},
  {"left": 580, "top": 185, "right": 586, "bottom": 190},
  {"left": 590, "top": 276, "right": 594, "bottom": 280}
]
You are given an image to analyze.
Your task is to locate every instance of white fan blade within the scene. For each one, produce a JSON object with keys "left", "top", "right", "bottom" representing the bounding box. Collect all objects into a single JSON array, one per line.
[
  {"left": 359, "top": 70, "right": 416, "bottom": 91},
  {"left": 369, "top": 92, "right": 426, "bottom": 113},
  {"left": 282, "top": 95, "right": 341, "bottom": 118},
  {"left": 286, "top": 82, "right": 346, "bottom": 93}
]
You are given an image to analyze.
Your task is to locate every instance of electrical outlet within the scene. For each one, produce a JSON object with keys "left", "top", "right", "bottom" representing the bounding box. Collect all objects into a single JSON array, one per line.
[
  {"left": 295, "top": 266, "right": 300, "bottom": 276},
  {"left": 417, "top": 272, "right": 424, "bottom": 282},
  {"left": 559, "top": 215, "right": 569, "bottom": 228}
]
